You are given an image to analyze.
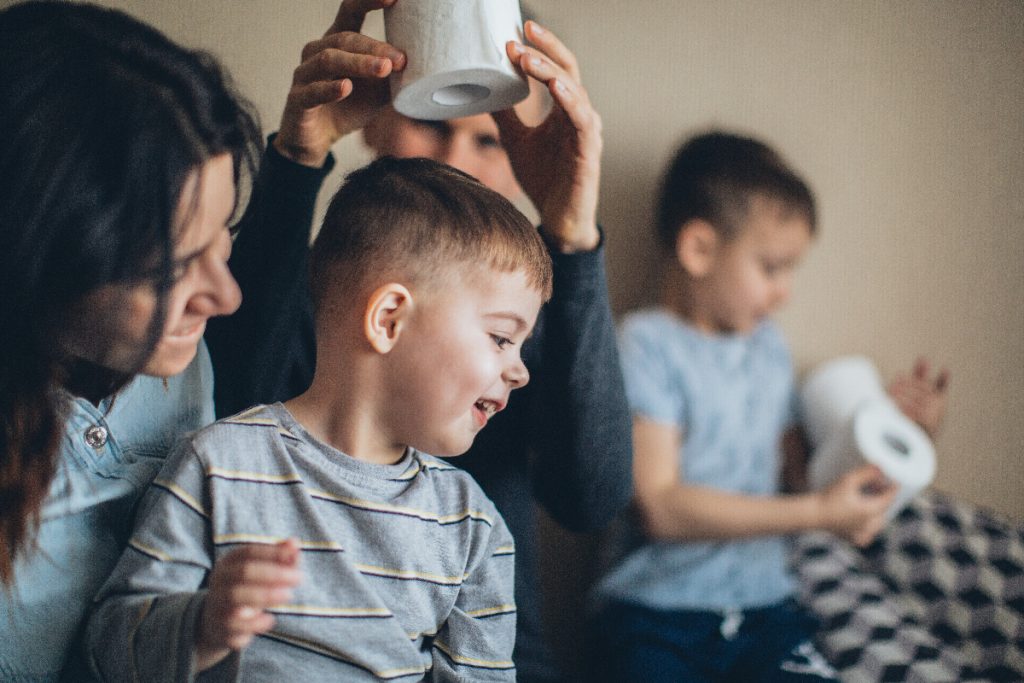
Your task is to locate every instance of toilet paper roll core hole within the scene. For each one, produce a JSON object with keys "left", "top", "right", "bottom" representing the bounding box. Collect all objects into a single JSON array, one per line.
[
  {"left": 432, "top": 83, "right": 491, "bottom": 107},
  {"left": 882, "top": 432, "right": 911, "bottom": 457}
]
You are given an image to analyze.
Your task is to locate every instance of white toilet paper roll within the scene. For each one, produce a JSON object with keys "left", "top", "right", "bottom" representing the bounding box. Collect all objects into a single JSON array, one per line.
[
  {"left": 800, "top": 355, "right": 893, "bottom": 449},
  {"left": 808, "top": 400, "right": 936, "bottom": 517},
  {"left": 384, "top": 0, "right": 529, "bottom": 120}
]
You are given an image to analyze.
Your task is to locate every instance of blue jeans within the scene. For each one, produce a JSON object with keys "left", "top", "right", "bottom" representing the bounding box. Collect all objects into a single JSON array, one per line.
[{"left": 588, "top": 600, "right": 837, "bottom": 682}]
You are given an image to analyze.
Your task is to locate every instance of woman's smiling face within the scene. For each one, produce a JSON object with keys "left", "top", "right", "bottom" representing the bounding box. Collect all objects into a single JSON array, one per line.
[{"left": 62, "top": 153, "right": 242, "bottom": 378}]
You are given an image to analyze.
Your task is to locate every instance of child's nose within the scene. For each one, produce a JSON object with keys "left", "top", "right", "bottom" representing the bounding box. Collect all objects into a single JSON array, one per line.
[{"left": 504, "top": 357, "right": 530, "bottom": 389}]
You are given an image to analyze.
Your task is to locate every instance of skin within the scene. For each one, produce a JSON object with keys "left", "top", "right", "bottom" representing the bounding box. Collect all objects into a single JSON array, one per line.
[
  {"left": 637, "top": 197, "right": 898, "bottom": 549},
  {"left": 62, "top": 154, "right": 242, "bottom": 379},
  {"left": 275, "top": 0, "right": 602, "bottom": 253},
  {"left": 197, "top": 2, "right": 607, "bottom": 667},
  {"left": 197, "top": 267, "right": 542, "bottom": 670}
]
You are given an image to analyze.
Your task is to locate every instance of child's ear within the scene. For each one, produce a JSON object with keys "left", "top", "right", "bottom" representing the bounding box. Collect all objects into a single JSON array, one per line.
[
  {"left": 364, "top": 283, "right": 413, "bottom": 354},
  {"left": 675, "top": 219, "right": 720, "bottom": 277}
]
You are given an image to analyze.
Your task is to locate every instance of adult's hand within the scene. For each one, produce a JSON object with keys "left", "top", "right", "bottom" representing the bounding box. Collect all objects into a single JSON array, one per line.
[
  {"left": 493, "top": 21, "right": 602, "bottom": 253},
  {"left": 275, "top": 0, "right": 406, "bottom": 167}
]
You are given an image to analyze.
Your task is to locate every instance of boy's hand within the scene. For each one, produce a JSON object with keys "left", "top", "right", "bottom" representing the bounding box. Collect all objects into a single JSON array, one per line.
[
  {"left": 817, "top": 465, "right": 897, "bottom": 547},
  {"left": 493, "top": 21, "right": 602, "bottom": 254},
  {"left": 888, "top": 357, "right": 950, "bottom": 440},
  {"left": 195, "top": 539, "right": 302, "bottom": 672},
  {"left": 275, "top": 0, "right": 407, "bottom": 167}
]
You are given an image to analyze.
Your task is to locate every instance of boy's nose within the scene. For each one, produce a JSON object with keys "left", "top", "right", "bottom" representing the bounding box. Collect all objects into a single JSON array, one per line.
[{"left": 504, "top": 357, "right": 529, "bottom": 389}]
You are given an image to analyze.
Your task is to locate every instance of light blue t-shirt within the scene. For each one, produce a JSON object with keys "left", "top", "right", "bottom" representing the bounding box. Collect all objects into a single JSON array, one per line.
[
  {"left": 0, "top": 342, "right": 215, "bottom": 683},
  {"left": 595, "top": 309, "right": 797, "bottom": 612}
]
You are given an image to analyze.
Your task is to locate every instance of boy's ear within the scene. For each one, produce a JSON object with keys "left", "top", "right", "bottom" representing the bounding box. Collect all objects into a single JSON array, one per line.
[
  {"left": 675, "top": 219, "right": 720, "bottom": 277},
  {"left": 364, "top": 283, "right": 413, "bottom": 354}
]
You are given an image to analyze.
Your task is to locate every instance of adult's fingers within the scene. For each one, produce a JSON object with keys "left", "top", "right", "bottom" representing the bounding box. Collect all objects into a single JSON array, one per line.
[
  {"left": 328, "top": 0, "right": 395, "bottom": 36},
  {"left": 300, "top": 31, "right": 404, "bottom": 71},
  {"left": 522, "top": 20, "right": 581, "bottom": 83},
  {"left": 507, "top": 42, "right": 598, "bottom": 135}
]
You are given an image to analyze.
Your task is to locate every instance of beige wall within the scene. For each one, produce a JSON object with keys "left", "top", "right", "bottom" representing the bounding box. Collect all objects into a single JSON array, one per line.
[{"left": 41, "top": 0, "right": 1022, "bottom": 520}]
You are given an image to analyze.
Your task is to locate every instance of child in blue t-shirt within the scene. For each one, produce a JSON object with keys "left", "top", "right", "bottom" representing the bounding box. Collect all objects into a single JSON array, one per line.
[{"left": 590, "top": 131, "right": 947, "bottom": 682}]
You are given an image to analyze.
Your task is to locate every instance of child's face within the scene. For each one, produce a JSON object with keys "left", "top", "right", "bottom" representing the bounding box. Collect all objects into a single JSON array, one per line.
[
  {"left": 385, "top": 267, "right": 543, "bottom": 457},
  {"left": 697, "top": 198, "right": 813, "bottom": 334}
]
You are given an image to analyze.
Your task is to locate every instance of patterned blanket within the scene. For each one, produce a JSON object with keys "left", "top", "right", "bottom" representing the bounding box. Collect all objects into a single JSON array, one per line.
[{"left": 793, "top": 491, "right": 1024, "bottom": 682}]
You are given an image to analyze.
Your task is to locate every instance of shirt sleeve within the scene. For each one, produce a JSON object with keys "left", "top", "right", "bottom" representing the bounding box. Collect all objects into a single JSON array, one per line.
[
  {"left": 525, "top": 235, "right": 634, "bottom": 533},
  {"left": 204, "top": 135, "right": 333, "bottom": 418},
  {"left": 618, "top": 315, "right": 687, "bottom": 429},
  {"left": 430, "top": 515, "right": 517, "bottom": 682},
  {"left": 83, "top": 439, "right": 233, "bottom": 683}
]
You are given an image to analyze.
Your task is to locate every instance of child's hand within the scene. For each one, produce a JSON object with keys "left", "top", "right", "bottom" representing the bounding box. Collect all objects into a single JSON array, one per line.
[
  {"left": 818, "top": 465, "right": 896, "bottom": 547},
  {"left": 195, "top": 539, "right": 302, "bottom": 672},
  {"left": 888, "top": 357, "right": 950, "bottom": 440}
]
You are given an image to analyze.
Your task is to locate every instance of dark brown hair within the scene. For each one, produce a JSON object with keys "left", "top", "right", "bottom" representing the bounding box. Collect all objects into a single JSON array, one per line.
[
  {"left": 0, "top": 1, "right": 260, "bottom": 582},
  {"left": 655, "top": 130, "right": 817, "bottom": 252},
  {"left": 310, "top": 156, "right": 553, "bottom": 317}
]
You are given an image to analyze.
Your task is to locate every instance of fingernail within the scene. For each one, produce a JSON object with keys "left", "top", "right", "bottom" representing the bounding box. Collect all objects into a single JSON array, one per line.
[
  {"left": 529, "top": 21, "right": 544, "bottom": 35},
  {"left": 508, "top": 41, "right": 523, "bottom": 55},
  {"left": 555, "top": 79, "right": 568, "bottom": 94},
  {"left": 530, "top": 56, "right": 542, "bottom": 68}
]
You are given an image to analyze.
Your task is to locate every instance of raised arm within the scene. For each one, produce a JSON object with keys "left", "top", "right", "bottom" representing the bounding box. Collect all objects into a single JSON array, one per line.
[
  {"left": 492, "top": 22, "right": 632, "bottom": 532},
  {"left": 205, "top": 0, "right": 405, "bottom": 417}
]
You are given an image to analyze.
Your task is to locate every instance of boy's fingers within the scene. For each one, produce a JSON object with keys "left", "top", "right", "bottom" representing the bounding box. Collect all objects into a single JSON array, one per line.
[
  {"left": 329, "top": 0, "right": 395, "bottom": 35},
  {"left": 224, "top": 584, "right": 295, "bottom": 610}
]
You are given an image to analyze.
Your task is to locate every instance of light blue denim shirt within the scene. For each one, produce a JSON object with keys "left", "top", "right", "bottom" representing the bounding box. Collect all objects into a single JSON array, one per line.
[
  {"left": 0, "top": 342, "right": 215, "bottom": 682},
  {"left": 595, "top": 309, "right": 797, "bottom": 612}
]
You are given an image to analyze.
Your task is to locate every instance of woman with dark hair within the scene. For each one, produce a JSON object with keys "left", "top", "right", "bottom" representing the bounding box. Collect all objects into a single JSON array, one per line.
[{"left": 0, "top": 2, "right": 260, "bottom": 677}]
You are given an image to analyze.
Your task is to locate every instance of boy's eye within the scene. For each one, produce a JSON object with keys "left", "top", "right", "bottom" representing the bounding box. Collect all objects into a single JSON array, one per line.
[{"left": 491, "top": 334, "right": 513, "bottom": 350}]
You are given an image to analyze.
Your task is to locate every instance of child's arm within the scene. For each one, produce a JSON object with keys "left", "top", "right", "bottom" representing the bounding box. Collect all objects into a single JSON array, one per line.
[
  {"left": 633, "top": 417, "right": 897, "bottom": 547},
  {"left": 83, "top": 442, "right": 298, "bottom": 682},
  {"left": 194, "top": 539, "right": 302, "bottom": 672},
  {"left": 888, "top": 357, "right": 950, "bottom": 440},
  {"left": 430, "top": 516, "right": 517, "bottom": 682}
]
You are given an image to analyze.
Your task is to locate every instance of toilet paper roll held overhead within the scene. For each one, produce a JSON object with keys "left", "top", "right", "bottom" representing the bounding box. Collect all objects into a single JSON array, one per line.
[{"left": 384, "top": 0, "right": 530, "bottom": 120}]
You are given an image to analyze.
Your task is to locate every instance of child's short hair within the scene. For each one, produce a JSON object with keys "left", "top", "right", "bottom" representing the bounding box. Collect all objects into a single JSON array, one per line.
[
  {"left": 655, "top": 131, "right": 817, "bottom": 252},
  {"left": 310, "top": 157, "right": 553, "bottom": 315}
]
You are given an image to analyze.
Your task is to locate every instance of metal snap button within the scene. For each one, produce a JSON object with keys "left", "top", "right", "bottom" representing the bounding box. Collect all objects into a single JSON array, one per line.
[{"left": 84, "top": 425, "right": 108, "bottom": 449}]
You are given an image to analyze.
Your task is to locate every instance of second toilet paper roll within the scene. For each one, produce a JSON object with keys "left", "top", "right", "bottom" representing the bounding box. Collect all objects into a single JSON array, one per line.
[
  {"left": 800, "top": 355, "right": 891, "bottom": 449},
  {"left": 808, "top": 400, "right": 936, "bottom": 517},
  {"left": 384, "top": 0, "right": 529, "bottom": 120}
]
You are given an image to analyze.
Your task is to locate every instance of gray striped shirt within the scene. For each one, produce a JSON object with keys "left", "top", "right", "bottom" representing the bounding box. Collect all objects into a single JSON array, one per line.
[{"left": 84, "top": 403, "right": 516, "bottom": 682}]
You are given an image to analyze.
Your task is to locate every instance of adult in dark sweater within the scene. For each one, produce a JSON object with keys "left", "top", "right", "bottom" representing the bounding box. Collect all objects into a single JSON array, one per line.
[{"left": 205, "top": 2, "right": 632, "bottom": 680}]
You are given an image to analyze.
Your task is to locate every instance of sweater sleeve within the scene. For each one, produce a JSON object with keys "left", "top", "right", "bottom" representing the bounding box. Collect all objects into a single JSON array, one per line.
[
  {"left": 526, "top": 236, "right": 634, "bottom": 532},
  {"left": 83, "top": 441, "right": 236, "bottom": 683},
  {"left": 430, "top": 516, "right": 517, "bottom": 682},
  {"left": 204, "top": 135, "right": 333, "bottom": 418}
]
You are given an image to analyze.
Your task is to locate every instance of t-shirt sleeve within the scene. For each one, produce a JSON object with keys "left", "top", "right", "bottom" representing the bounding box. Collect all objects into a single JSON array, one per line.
[
  {"left": 618, "top": 316, "right": 687, "bottom": 429},
  {"left": 83, "top": 437, "right": 228, "bottom": 683}
]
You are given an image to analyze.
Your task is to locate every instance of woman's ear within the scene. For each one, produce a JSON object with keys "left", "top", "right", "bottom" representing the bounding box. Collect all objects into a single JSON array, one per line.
[
  {"left": 675, "top": 219, "right": 720, "bottom": 278},
  {"left": 364, "top": 283, "right": 413, "bottom": 354}
]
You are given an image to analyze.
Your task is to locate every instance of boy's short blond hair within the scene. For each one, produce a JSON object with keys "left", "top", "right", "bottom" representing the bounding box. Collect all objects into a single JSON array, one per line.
[{"left": 310, "top": 156, "right": 553, "bottom": 317}]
